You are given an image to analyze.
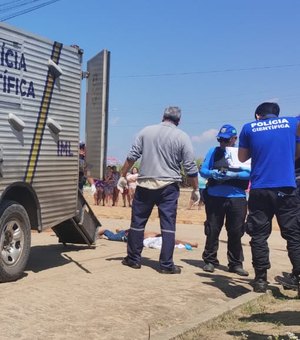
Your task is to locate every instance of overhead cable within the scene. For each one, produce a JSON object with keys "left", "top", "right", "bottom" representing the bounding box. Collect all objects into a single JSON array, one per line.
[
  {"left": 0, "top": 0, "right": 61, "bottom": 21},
  {"left": 0, "top": 0, "right": 28, "bottom": 8},
  {"left": 0, "top": 0, "right": 46, "bottom": 14},
  {"left": 112, "top": 63, "right": 300, "bottom": 79}
]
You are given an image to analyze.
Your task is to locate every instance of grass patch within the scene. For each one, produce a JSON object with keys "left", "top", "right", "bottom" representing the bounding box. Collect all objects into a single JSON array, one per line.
[{"left": 173, "top": 291, "right": 300, "bottom": 340}]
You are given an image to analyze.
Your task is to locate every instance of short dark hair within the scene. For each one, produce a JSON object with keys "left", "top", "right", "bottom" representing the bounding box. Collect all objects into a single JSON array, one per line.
[{"left": 255, "top": 102, "right": 280, "bottom": 117}]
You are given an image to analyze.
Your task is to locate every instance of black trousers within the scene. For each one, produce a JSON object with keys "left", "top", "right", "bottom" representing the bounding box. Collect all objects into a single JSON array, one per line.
[
  {"left": 202, "top": 195, "right": 247, "bottom": 268},
  {"left": 246, "top": 188, "right": 300, "bottom": 275}
]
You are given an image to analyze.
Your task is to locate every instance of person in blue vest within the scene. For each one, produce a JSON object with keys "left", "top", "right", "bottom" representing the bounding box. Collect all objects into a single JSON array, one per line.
[
  {"left": 200, "top": 124, "right": 250, "bottom": 276},
  {"left": 238, "top": 102, "right": 300, "bottom": 293}
]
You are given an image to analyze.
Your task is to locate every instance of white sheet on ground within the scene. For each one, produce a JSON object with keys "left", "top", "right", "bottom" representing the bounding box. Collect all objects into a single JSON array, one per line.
[{"left": 143, "top": 236, "right": 184, "bottom": 249}]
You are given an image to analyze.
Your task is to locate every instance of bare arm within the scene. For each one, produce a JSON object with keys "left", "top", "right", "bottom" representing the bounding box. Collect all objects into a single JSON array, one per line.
[
  {"left": 120, "top": 159, "right": 135, "bottom": 177},
  {"left": 187, "top": 175, "right": 198, "bottom": 191},
  {"left": 87, "top": 176, "right": 94, "bottom": 185},
  {"left": 175, "top": 239, "right": 198, "bottom": 248},
  {"left": 238, "top": 147, "right": 250, "bottom": 163}
]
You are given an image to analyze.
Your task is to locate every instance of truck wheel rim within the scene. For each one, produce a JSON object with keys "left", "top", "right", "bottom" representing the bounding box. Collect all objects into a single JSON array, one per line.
[{"left": 1, "top": 220, "right": 24, "bottom": 266}]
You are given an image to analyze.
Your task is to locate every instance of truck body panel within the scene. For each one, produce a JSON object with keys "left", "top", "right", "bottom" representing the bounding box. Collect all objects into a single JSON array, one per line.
[
  {"left": 0, "top": 22, "right": 81, "bottom": 230},
  {"left": 0, "top": 22, "right": 108, "bottom": 283}
]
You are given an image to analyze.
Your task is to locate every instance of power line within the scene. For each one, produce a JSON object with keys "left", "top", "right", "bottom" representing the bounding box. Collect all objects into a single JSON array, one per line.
[
  {"left": 0, "top": 0, "right": 28, "bottom": 8},
  {"left": 112, "top": 63, "right": 300, "bottom": 79},
  {"left": 0, "top": 0, "right": 47, "bottom": 14},
  {"left": 0, "top": 0, "right": 61, "bottom": 21}
]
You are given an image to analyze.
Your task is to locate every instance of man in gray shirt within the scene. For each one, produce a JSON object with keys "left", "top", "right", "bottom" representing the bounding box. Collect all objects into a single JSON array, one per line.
[{"left": 118, "top": 106, "right": 199, "bottom": 274}]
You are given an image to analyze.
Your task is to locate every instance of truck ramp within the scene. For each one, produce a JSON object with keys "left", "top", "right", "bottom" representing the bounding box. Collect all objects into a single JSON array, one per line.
[{"left": 52, "top": 190, "right": 101, "bottom": 246}]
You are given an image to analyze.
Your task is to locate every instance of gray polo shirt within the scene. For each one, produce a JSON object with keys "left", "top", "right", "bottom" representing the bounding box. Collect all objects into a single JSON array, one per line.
[{"left": 127, "top": 121, "right": 198, "bottom": 182}]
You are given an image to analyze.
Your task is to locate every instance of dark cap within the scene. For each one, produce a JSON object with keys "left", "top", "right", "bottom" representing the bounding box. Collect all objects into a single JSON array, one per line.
[
  {"left": 163, "top": 106, "right": 181, "bottom": 123},
  {"left": 217, "top": 124, "right": 237, "bottom": 139},
  {"left": 255, "top": 102, "right": 280, "bottom": 118}
]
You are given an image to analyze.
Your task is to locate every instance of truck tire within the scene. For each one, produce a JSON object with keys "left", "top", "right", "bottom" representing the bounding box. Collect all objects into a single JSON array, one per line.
[{"left": 0, "top": 200, "right": 31, "bottom": 282}]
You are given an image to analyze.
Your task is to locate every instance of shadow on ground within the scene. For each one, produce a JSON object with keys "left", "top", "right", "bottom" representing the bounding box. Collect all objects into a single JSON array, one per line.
[
  {"left": 227, "top": 330, "right": 300, "bottom": 340},
  {"left": 239, "top": 310, "right": 300, "bottom": 326},
  {"left": 106, "top": 256, "right": 162, "bottom": 272},
  {"left": 182, "top": 258, "right": 251, "bottom": 298},
  {"left": 197, "top": 272, "right": 251, "bottom": 298},
  {"left": 26, "top": 243, "right": 94, "bottom": 273}
]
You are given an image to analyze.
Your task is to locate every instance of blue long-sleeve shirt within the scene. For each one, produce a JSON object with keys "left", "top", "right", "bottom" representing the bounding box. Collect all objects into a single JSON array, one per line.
[{"left": 200, "top": 146, "right": 250, "bottom": 198}]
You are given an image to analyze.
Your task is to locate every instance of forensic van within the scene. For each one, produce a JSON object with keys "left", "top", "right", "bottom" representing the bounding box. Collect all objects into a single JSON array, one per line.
[{"left": 0, "top": 22, "right": 109, "bottom": 282}]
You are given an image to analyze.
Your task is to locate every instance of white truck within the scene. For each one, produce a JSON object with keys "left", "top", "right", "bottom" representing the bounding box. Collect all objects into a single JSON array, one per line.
[{"left": 0, "top": 22, "right": 109, "bottom": 282}]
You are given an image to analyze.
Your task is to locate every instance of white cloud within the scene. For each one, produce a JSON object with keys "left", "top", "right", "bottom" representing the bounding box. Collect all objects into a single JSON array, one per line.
[
  {"left": 110, "top": 116, "right": 120, "bottom": 126},
  {"left": 191, "top": 129, "right": 218, "bottom": 143}
]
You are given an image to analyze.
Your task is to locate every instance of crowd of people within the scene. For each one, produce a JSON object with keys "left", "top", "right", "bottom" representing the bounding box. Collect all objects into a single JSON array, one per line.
[
  {"left": 79, "top": 162, "right": 139, "bottom": 208},
  {"left": 80, "top": 103, "right": 300, "bottom": 294}
]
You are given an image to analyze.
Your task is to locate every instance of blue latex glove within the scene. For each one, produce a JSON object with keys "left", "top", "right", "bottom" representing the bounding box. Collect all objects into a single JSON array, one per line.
[
  {"left": 185, "top": 244, "right": 192, "bottom": 251},
  {"left": 210, "top": 169, "right": 226, "bottom": 181},
  {"left": 222, "top": 171, "right": 239, "bottom": 180},
  {"left": 239, "top": 166, "right": 251, "bottom": 172}
]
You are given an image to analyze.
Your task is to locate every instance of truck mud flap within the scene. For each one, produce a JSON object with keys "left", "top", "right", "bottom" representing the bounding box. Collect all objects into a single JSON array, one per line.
[{"left": 52, "top": 190, "right": 101, "bottom": 246}]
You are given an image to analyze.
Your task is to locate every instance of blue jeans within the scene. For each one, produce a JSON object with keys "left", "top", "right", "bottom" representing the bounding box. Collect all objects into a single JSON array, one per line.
[{"left": 103, "top": 230, "right": 127, "bottom": 242}]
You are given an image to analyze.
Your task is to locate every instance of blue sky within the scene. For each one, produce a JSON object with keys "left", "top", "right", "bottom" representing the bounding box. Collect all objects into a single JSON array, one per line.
[{"left": 5, "top": 0, "right": 300, "bottom": 162}]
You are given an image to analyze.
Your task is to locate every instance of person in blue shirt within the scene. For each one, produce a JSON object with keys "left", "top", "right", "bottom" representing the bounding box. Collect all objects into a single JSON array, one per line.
[
  {"left": 200, "top": 124, "right": 250, "bottom": 276},
  {"left": 238, "top": 102, "right": 300, "bottom": 293}
]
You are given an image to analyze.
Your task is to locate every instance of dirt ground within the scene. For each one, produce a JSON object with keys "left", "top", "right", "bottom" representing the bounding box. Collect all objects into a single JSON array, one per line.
[
  {"left": 84, "top": 187, "right": 204, "bottom": 225},
  {"left": 86, "top": 188, "right": 299, "bottom": 340},
  {"left": 85, "top": 187, "right": 279, "bottom": 230},
  {"left": 0, "top": 188, "right": 297, "bottom": 340}
]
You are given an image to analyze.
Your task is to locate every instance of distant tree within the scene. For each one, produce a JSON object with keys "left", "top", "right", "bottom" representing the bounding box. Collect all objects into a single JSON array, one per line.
[
  {"left": 180, "top": 157, "right": 203, "bottom": 187},
  {"left": 196, "top": 157, "right": 203, "bottom": 168},
  {"left": 117, "top": 161, "right": 140, "bottom": 172}
]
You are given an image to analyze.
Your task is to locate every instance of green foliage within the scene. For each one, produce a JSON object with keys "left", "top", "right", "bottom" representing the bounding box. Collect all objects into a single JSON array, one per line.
[
  {"left": 196, "top": 158, "right": 203, "bottom": 168},
  {"left": 180, "top": 158, "right": 203, "bottom": 187},
  {"left": 117, "top": 161, "right": 140, "bottom": 172}
]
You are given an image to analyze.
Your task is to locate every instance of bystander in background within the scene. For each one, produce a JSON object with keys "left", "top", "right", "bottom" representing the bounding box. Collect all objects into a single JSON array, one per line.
[
  {"left": 112, "top": 166, "right": 120, "bottom": 206},
  {"left": 126, "top": 166, "right": 139, "bottom": 207}
]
